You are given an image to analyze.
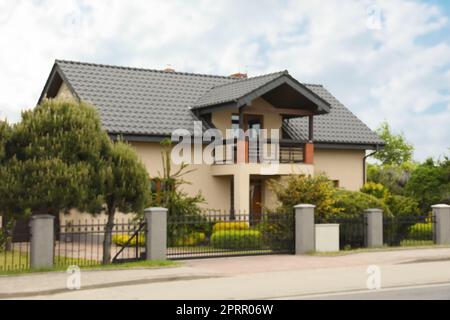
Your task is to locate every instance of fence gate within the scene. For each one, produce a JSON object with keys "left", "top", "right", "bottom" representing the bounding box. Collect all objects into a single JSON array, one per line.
[
  {"left": 167, "top": 211, "right": 295, "bottom": 260},
  {"left": 54, "top": 219, "right": 146, "bottom": 268}
]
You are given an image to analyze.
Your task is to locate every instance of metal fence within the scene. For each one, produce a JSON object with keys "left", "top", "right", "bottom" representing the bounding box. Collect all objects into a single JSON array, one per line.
[
  {"left": 0, "top": 228, "right": 30, "bottom": 273},
  {"left": 383, "top": 215, "right": 434, "bottom": 247},
  {"left": 316, "top": 216, "right": 367, "bottom": 250},
  {"left": 167, "top": 211, "right": 295, "bottom": 260},
  {"left": 55, "top": 219, "right": 145, "bottom": 268}
]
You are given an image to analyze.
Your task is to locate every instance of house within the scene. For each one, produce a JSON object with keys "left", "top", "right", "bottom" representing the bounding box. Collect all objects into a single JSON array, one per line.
[{"left": 39, "top": 60, "right": 384, "bottom": 221}]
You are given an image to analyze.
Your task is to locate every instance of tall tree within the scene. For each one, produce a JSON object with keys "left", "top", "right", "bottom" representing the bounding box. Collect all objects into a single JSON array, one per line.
[
  {"left": 7, "top": 100, "right": 109, "bottom": 217},
  {"left": 0, "top": 120, "right": 21, "bottom": 250},
  {"left": 374, "top": 121, "right": 414, "bottom": 166},
  {"left": 100, "top": 140, "right": 150, "bottom": 264},
  {"left": 405, "top": 157, "right": 450, "bottom": 212}
]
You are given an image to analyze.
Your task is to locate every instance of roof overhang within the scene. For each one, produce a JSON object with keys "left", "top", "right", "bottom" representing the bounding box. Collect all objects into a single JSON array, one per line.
[{"left": 314, "top": 142, "right": 385, "bottom": 151}]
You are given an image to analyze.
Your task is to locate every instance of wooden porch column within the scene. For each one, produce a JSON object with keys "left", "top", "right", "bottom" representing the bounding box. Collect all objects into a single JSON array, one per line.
[
  {"left": 304, "top": 116, "right": 314, "bottom": 164},
  {"left": 236, "top": 108, "right": 248, "bottom": 163}
]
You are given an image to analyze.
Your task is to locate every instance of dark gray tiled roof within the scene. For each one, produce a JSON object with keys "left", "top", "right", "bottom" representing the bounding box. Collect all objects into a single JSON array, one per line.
[
  {"left": 194, "top": 71, "right": 288, "bottom": 108},
  {"left": 284, "top": 85, "right": 385, "bottom": 145},
  {"left": 54, "top": 60, "right": 383, "bottom": 146}
]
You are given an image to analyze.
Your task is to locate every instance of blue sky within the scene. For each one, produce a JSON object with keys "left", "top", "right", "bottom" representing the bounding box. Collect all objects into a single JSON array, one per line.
[{"left": 0, "top": 0, "right": 449, "bottom": 161}]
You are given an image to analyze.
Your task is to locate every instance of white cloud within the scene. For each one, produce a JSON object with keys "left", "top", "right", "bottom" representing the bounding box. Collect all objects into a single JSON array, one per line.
[{"left": 0, "top": 0, "right": 448, "bottom": 160}]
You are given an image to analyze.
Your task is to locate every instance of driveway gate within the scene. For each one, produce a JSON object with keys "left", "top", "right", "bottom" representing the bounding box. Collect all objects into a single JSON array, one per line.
[{"left": 167, "top": 211, "right": 295, "bottom": 260}]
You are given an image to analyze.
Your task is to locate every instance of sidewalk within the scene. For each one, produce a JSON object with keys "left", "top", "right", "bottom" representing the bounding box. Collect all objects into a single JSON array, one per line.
[
  {"left": 0, "top": 266, "right": 218, "bottom": 299},
  {"left": 1, "top": 247, "right": 450, "bottom": 299}
]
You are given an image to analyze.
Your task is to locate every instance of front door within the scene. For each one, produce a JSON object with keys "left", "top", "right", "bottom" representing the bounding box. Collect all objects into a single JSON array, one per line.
[{"left": 250, "top": 180, "right": 262, "bottom": 223}]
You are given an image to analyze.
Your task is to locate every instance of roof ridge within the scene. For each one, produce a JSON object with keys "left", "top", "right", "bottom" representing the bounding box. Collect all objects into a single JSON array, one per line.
[
  {"left": 303, "top": 83, "right": 323, "bottom": 87},
  {"left": 202, "top": 70, "right": 289, "bottom": 92},
  {"left": 55, "top": 59, "right": 233, "bottom": 79}
]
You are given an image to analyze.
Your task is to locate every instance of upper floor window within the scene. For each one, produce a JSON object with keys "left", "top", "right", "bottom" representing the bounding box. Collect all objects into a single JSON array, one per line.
[{"left": 231, "top": 114, "right": 240, "bottom": 138}]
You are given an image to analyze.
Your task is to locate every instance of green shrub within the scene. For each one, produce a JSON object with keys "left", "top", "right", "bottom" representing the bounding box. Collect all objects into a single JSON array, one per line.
[
  {"left": 333, "top": 190, "right": 391, "bottom": 218},
  {"left": 112, "top": 234, "right": 145, "bottom": 247},
  {"left": 173, "top": 232, "right": 206, "bottom": 246},
  {"left": 385, "top": 194, "right": 420, "bottom": 217},
  {"left": 269, "top": 174, "right": 341, "bottom": 221},
  {"left": 360, "top": 182, "right": 389, "bottom": 199},
  {"left": 210, "top": 230, "right": 262, "bottom": 249},
  {"left": 212, "top": 222, "right": 249, "bottom": 233},
  {"left": 406, "top": 222, "right": 433, "bottom": 241},
  {"left": 256, "top": 212, "right": 294, "bottom": 249}
]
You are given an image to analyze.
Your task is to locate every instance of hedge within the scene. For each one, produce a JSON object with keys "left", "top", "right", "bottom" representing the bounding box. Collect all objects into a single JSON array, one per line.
[
  {"left": 406, "top": 222, "right": 433, "bottom": 241},
  {"left": 112, "top": 234, "right": 145, "bottom": 247},
  {"left": 173, "top": 232, "right": 206, "bottom": 246},
  {"left": 210, "top": 230, "right": 262, "bottom": 249},
  {"left": 212, "top": 222, "right": 250, "bottom": 233}
]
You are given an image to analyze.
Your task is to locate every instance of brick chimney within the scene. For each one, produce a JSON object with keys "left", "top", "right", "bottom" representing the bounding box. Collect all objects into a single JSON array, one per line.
[
  {"left": 163, "top": 67, "right": 175, "bottom": 73},
  {"left": 230, "top": 72, "right": 248, "bottom": 79}
]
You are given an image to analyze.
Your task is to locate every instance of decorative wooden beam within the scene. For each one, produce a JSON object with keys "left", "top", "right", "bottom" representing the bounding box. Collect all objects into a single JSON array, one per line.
[{"left": 242, "top": 104, "right": 315, "bottom": 117}]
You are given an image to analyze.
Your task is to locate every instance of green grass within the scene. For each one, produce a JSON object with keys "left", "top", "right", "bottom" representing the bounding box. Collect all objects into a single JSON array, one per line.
[
  {"left": 0, "top": 251, "right": 29, "bottom": 272},
  {"left": 0, "top": 250, "right": 179, "bottom": 276}
]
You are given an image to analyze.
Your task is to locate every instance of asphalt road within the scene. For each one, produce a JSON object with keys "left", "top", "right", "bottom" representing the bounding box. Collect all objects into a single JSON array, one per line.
[{"left": 296, "top": 283, "right": 450, "bottom": 300}]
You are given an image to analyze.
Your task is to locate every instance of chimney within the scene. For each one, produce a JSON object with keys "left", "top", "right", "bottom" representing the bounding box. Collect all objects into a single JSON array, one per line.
[
  {"left": 230, "top": 72, "right": 247, "bottom": 79},
  {"left": 163, "top": 67, "right": 175, "bottom": 73},
  {"left": 163, "top": 65, "right": 175, "bottom": 73}
]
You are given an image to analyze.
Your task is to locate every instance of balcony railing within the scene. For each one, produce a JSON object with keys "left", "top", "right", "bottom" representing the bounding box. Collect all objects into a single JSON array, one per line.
[{"left": 213, "top": 139, "right": 306, "bottom": 165}]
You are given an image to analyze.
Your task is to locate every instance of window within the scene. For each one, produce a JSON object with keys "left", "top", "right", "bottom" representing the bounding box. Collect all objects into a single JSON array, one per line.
[{"left": 231, "top": 114, "right": 240, "bottom": 138}]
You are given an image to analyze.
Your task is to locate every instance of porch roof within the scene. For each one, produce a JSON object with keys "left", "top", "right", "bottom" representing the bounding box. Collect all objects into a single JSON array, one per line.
[{"left": 193, "top": 71, "right": 331, "bottom": 116}]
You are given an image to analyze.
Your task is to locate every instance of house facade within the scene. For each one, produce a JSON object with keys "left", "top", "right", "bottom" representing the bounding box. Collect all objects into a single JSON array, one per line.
[{"left": 39, "top": 60, "right": 384, "bottom": 221}]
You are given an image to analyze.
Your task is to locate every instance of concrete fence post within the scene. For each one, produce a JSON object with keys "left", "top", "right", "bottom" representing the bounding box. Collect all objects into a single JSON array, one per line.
[
  {"left": 432, "top": 204, "right": 450, "bottom": 245},
  {"left": 294, "top": 204, "right": 315, "bottom": 254},
  {"left": 364, "top": 209, "right": 383, "bottom": 248},
  {"left": 30, "top": 214, "right": 55, "bottom": 269},
  {"left": 144, "top": 207, "right": 168, "bottom": 260}
]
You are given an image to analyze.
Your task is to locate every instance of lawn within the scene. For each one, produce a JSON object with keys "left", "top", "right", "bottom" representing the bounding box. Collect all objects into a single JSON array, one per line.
[
  {"left": 0, "top": 250, "right": 178, "bottom": 276},
  {"left": 0, "top": 251, "right": 29, "bottom": 273}
]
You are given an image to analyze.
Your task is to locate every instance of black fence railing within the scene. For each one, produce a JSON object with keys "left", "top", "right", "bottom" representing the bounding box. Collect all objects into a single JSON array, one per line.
[
  {"left": 316, "top": 216, "right": 367, "bottom": 250},
  {"left": 167, "top": 211, "right": 295, "bottom": 260},
  {"left": 0, "top": 228, "right": 30, "bottom": 273},
  {"left": 383, "top": 215, "right": 434, "bottom": 247},
  {"left": 55, "top": 219, "right": 145, "bottom": 267},
  {"left": 213, "top": 138, "right": 305, "bottom": 165}
]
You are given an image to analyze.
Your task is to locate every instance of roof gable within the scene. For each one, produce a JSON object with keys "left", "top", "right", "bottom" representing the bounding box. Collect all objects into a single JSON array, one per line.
[{"left": 193, "top": 71, "right": 331, "bottom": 115}]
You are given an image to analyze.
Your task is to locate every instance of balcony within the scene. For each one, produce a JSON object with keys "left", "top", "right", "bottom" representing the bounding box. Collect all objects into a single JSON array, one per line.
[{"left": 213, "top": 139, "right": 312, "bottom": 165}]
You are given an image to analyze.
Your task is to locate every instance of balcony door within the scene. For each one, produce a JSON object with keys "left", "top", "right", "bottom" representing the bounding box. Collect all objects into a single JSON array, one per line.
[{"left": 244, "top": 114, "right": 263, "bottom": 139}]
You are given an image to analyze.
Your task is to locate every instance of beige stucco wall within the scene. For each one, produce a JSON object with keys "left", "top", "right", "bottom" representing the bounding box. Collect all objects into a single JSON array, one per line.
[
  {"left": 131, "top": 141, "right": 231, "bottom": 212},
  {"left": 55, "top": 82, "right": 75, "bottom": 100},
  {"left": 314, "top": 148, "right": 365, "bottom": 191}
]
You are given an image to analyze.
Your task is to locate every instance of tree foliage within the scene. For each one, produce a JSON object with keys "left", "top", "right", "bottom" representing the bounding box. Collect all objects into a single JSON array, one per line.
[
  {"left": 269, "top": 174, "right": 341, "bottom": 220},
  {"left": 100, "top": 140, "right": 150, "bottom": 264},
  {"left": 5, "top": 100, "right": 109, "bottom": 216},
  {"left": 405, "top": 157, "right": 450, "bottom": 212},
  {"left": 333, "top": 189, "right": 391, "bottom": 217},
  {"left": 374, "top": 121, "right": 414, "bottom": 166},
  {"left": 360, "top": 182, "right": 389, "bottom": 199},
  {"left": 367, "top": 163, "right": 416, "bottom": 195}
]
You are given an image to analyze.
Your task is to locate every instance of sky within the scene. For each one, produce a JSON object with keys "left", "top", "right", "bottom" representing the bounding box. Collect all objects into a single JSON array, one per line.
[{"left": 0, "top": 0, "right": 449, "bottom": 161}]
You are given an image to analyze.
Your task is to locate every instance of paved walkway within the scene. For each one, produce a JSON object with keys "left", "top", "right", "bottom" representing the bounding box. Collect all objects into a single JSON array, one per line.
[
  {"left": 184, "top": 247, "right": 450, "bottom": 275},
  {"left": 1, "top": 247, "right": 450, "bottom": 299}
]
